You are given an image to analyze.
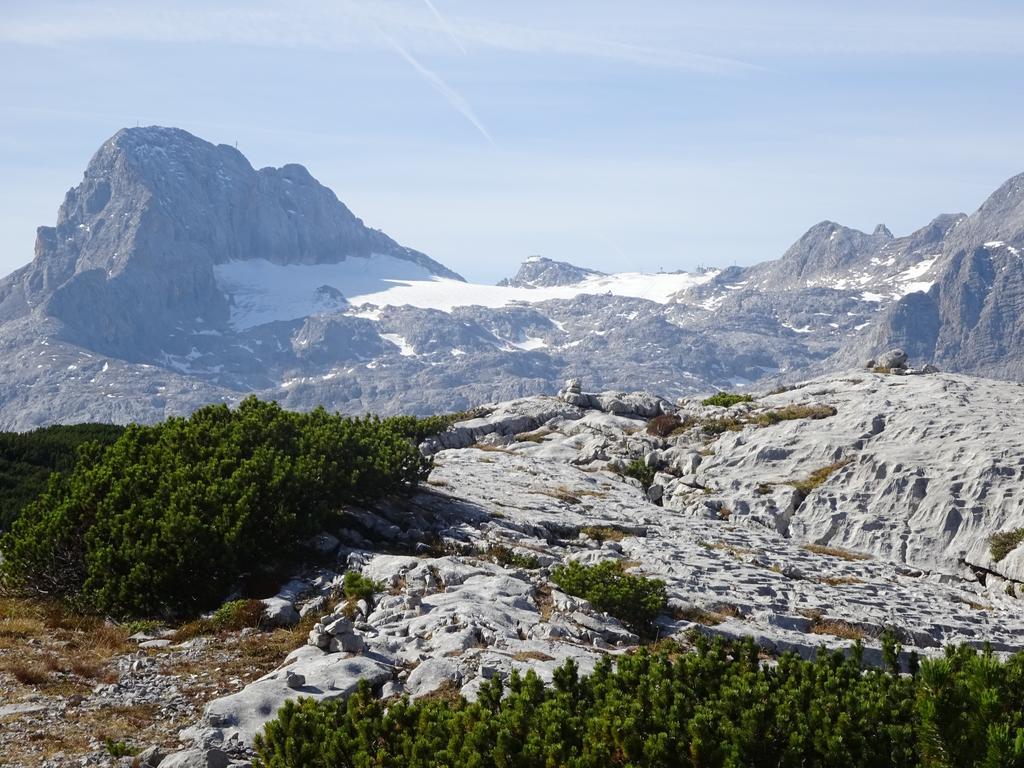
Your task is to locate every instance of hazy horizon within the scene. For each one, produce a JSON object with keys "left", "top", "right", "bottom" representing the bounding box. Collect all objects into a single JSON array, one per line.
[{"left": 3, "top": 1, "right": 1024, "bottom": 284}]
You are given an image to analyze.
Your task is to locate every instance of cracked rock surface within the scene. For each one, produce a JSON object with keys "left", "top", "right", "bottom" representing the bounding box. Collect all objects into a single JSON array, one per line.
[{"left": 178, "top": 370, "right": 1024, "bottom": 760}]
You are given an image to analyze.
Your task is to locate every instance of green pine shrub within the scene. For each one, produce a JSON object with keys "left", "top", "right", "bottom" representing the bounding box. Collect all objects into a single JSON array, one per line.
[
  {"left": 254, "top": 638, "right": 1024, "bottom": 768},
  {"left": 342, "top": 571, "right": 382, "bottom": 603},
  {"left": 620, "top": 458, "right": 656, "bottom": 490},
  {"left": 487, "top": 544, "right": 541, "bottom": 570},
  {"left": 701, "top": 392, "right": 754, "bottom": 408},
  {"left": 0, "top": 423, "right": 125, "bottom": 532},
  {"left": 0, "top": 397, "right": 433, "bottom": 619},
  {"left": 550, "top": 560, "right": 666, "bottom": 636},
  {"left": 990, "top": 529, "right": 1024, "bottom": 563}
]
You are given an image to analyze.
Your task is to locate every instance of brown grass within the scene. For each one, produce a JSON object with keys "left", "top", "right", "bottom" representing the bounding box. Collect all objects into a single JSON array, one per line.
[
  {"left": 542, "top": 487, "right": 581, "bottom": 505},
  {"left": 788, "top": 458, "right": 853, "bottom": 495},
  {"left": 647, "top": 413, "right": 682, "bottom": 438},
  {"left": 512, "top": 650, "right": 555, "bottom": 662},
  {"left": 580, "top": 525, "right": 626, "bottom": 542},
  {"left": 809, "top": 618, "right": 868, "bottom": 641},
  {"left": 4, "top": 660, "right": 51, "bottom": 685},
  {"left": 752, "top": 404, "right": 837, "bottom": 426},
  {"left": 674, "top": 603, "right": 743, "bottom": 626},
  {"left": 0, "top": 616, "right": 46, "bottom": 638},
  {"left": 515, "top": 428, "right": 554, "bottom": 443},
  {"left": 700, "top": 541, "right": 758, "bottom": 557},
  {"left": 819, "top": 575, "right": 865, "bottom": 586},
  {"left": 534, "top": 585, "right": 554, "bottom": 622},
  {"left": 802, "top": 543, "right": 871, "bottom": 562}
]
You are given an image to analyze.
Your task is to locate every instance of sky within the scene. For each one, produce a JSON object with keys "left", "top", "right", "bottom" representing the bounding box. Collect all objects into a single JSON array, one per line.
[{"left": 2, "top": 1, "right": 1024, "bottom": 284}]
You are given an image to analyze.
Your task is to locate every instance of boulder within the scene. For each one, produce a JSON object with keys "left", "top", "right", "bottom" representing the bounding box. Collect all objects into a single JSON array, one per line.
[
  {"left": 136, "top": 746, "right": 166, "bottom": 767},
  {"left": 875, "top": 348, "right": 908, "bottom": 369},
  {"left": 197, "top": 648, "right": 390, "bottom": 748},
  {"left": 159, "top": 749, "right": 229, "bottom": 768},
  {"left": 261, "top": 597, "right": 299, "bottom": 628}
]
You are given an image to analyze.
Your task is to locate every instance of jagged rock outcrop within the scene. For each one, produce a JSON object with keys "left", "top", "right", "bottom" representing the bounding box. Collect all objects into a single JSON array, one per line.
[
  {"left": 0, "top": 126, "right": 459, "bottom": 362},
  {"left": 498, "top": 256, "right": 605, "bottom": 288}
]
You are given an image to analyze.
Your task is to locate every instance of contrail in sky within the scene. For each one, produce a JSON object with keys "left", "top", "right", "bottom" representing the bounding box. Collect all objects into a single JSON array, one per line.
[
  {"left": 421, "top": 0, "right": 466, "bottom": 53},
  {"left": 378, "top": 27, "right": 493, "bottom": 144}
]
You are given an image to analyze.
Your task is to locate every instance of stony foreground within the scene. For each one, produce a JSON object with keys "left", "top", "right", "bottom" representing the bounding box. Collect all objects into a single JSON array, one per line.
[
  {"left": 6, "top": 369, "right": 1024, "bottom": 766},
  {"left": 183, "top": 370, "right": 1024, "bottom": 760}
]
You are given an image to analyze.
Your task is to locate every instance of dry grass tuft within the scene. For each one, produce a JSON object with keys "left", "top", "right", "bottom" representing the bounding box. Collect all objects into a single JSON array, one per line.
[
  {"left": 700, "top": 541, "right": 758, "bottom": 557},
  {"left": 819, "top": 575, "right": 865, "bottom": 586},
  {"left": 534, "top": 585, "right": 554, "bottom": 622},
  {"left": 674, "top": 603, "right": 743, "bottom": 626},
  {"left": 542, "top": 487, "right": 581, "bottom": 505},
  {"left": 3, "top": 660, "right": 51, "bottom": 686},
  {"left": 647, "top": 413, "right": 682, "bottom": 438},
  {"left": 515, "top": 428, "right": 554, "bottom": 443},
  {"left": 580, "top": 526, "right": 626, "bottom": 542},
  {"left": 802, "top": 543, "right": 871, "bottom": 562},
  {"left": 512, "top": 650, "right": 555, "bottom": 662},
  {"left": 809, "top": 618, "right": 868, "bottom": 641},
  {"left": 0, "top": 616, "right": 46, "bottom": 638},
  {"left": 752, "top": 404, "right": 837, "bottom": 426},
  {"left": 788, "top": 458, "right": 853, "bottom": 495}
]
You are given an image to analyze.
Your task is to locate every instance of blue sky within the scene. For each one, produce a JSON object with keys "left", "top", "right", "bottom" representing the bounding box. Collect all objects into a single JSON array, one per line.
[{"left": 2, "top": 1, "right": 1023, "bottom": 283}]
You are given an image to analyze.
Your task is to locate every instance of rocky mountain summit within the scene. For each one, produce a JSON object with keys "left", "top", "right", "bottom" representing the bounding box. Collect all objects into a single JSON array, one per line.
[
  {"left": 2, "top": 126, "right": 1024, "bottom": 429},
  {"left": 497, "top": 255, "right": 605, "bottom": 287}
]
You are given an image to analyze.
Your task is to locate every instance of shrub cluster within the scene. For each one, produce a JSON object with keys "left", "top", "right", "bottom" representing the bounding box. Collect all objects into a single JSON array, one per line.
[
  {"left": 990, "top": 528, "right": 1024, "bottom": 563},
  {"left": 0, "top": 397, "right": 432, "bottom": 619},
  {"left": 0, "top": 423, "right": 125, "bottom": 531},
  {"left": 255, "top": 637, "right": 1024, "bottom": 768},
  {"left": 620, "top": 458, "right": 656, "bottom": 490},
  {"left": 550, "top": 560, "right": 666, "bottom": 636},
  {"left": 342, "top": 571, "right": 382, "bottom": 604},
  {"left": 701, "top": 392, "right": 754, "bottom": 408},
  {"left": 646, "top": 413, "right": 682, "bottom": 438},
  {"left": 487, "top": 544, "right": 541, "bottom": 570}
]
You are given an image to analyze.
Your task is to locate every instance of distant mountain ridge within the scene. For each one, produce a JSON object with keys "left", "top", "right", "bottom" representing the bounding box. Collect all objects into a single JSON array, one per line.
[{"left": 0, "top": 125, "right": 1022, "bottom": 428}]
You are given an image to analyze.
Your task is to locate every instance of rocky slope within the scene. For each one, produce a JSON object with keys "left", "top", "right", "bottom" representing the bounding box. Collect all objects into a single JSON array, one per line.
[
  {"left": 2, "top": 126, "right": 1024, "bottom": 428},
  {"left": 118, "top": 369, "right": 1024, "bottom": 764},
  {"left": 5, "top": 368, "right": 1024, "bottom": 766}
]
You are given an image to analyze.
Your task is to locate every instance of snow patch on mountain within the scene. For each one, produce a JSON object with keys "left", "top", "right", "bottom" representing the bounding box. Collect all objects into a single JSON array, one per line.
[
  {"left": 343, "top": 270, "right": 719, "bottom": 313},
  {"left": 215, "top": 258, "right": 719, "bottom": 330},
  {"left": 214, "top": 256, "right": 440, "bottom": 330},
  {"left": 380, "top": 334, "right": 416, "bottom": 357}
]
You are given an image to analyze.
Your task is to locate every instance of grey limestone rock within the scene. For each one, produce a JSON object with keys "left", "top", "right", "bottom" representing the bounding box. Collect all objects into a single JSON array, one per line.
[
  {"left": 159, "top": 749, "right": 228, "bottom": 768},
  {"left": 876, "top": 348, "right": 908, "bottom": 369}
]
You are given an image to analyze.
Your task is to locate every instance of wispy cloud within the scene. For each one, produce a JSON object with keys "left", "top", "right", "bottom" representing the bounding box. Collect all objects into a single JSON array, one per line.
[
  {"left": 421, "top": 0, "right": 466, "bottom": 54},
  {"left": 0, "top": 2, "right": 754, "bottom": 75},
  {"left": 374, "top": 25, "right": 493, "bottom": 144}
]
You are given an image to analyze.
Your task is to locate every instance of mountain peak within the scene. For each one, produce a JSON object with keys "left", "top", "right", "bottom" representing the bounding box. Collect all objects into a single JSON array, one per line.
[
  {"left": 0, "top": 126, "right": 462, "bottom": 357},
  {"left": 498, "top": 256, "right": 604, "bottom": 288}
]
